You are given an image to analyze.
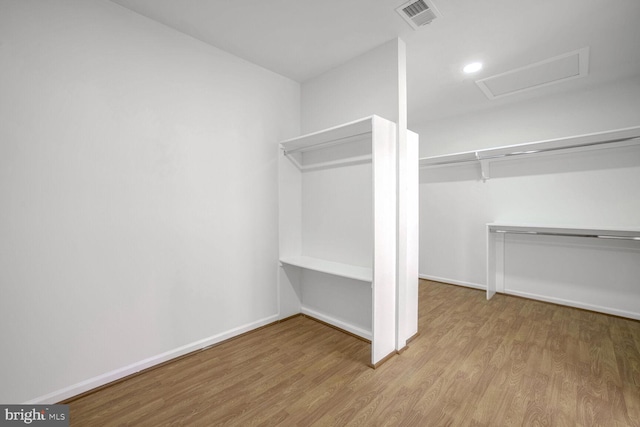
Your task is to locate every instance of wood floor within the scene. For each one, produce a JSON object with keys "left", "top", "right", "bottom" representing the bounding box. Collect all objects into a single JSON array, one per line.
[{"left": 67, "top": 280, "right": 640, "bottom": 426}]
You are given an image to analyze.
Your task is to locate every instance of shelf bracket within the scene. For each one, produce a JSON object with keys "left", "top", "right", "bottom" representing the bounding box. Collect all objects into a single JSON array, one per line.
[
  {"left": 283, "top": 150, "right": 304, "bottom": 170},
  {"left": 476, "top": 152, "right": 490, "bottom": 181}
]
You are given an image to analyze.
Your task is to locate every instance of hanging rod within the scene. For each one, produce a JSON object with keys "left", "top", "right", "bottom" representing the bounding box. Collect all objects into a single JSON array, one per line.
[
  {"left": 477, "top": 136, "right": 640, "bottom": 161},
  {"left": 423, "top": 135, "right": 640, "bottom": 167},
  {"left": 491, "top": 229, "right": 640, "bottom": 241}
]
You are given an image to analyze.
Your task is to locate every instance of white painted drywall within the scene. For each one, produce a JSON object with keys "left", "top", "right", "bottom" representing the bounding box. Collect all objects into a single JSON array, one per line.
[
  {"left": 413, "top": 76, "right": 640, "bottom": 157},
  {"left": 420, "top": 144, "right": 640, "bottom": 282},
  {"left": 301, "top": 38, "right": 403, "bottom": 133},
  {"left": 503, "top": 233, "right": 640, "bottom": 319},
  {"left": 416, "top": 78, "right": 640, "bottom": 316},
  {"left": 302, "top": 162, "right": 373, "bottom": 267},
  {"left": 397, "top": 130, "right": 419, "bottom": 347},
  {"left": 0, "top": 0, "right": 299, "bottom": 403}
]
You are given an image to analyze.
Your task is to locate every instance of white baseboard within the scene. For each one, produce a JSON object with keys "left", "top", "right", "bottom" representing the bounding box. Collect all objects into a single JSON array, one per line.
[
  {"left": 505, "top": 289, "right": 640, "bottom": 321},
  {"left": 25, "top": 314, "right": 279, "bottom": 404},
  {"left": 418, "top": 274, "right": 640, "bottom": 320},
  {"left": 301, "top": 305, "right": 372, "bottom": 341},
  {"left": 418, "top": 274, "right": 486, "bottom": 291}
]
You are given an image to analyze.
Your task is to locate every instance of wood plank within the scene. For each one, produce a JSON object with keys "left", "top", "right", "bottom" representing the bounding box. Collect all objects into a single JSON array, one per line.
[{"left": 67, "top": 280, "right": 640, "bottom": 426}]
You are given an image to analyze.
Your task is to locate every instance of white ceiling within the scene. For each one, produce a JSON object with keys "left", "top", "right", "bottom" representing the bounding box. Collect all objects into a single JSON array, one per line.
[{"left": 110, "top": 0, "right": 640, "bottom": 126}]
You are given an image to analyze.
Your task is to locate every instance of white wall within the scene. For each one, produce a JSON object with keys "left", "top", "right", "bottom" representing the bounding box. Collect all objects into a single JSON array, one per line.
[
  {"left": 420, "top": 144, "right": 640, "bottom": 284},
  {"left": 414, "top": 76, "right": 640, "bottom": 156},
  {"left": 0, "top": 0, "right": 299, "bottom": 403},
  {"left": 301, "top": 38, "right": 404, "bottom": 133},
  {"left": 416, "top": 77, "right": 640, "bottom": 316}
]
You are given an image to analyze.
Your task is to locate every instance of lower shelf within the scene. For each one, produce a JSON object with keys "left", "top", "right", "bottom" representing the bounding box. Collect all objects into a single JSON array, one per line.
[
  {"left": 301, "top": 306, "right": 372, "bottom": 341},
  {"left": 279, "top": 256, "right": 372, "bottom": 282}
]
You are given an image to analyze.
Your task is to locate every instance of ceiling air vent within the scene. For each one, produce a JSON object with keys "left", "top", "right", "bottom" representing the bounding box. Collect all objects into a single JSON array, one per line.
[{"left": 396, "top": 0, "right": 440, "bottom": 29}]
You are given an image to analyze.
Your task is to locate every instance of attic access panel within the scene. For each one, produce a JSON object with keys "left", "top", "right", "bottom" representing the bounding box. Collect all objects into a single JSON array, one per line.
[{"left": 476, "top": 47, "right": 590, "bottom": 99}]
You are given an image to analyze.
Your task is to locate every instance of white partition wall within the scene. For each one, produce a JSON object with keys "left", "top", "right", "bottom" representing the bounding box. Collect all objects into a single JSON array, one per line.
[
  {"left": 396, "top": 130, "right": 420, "bottom": 349},
  {"left": 299, "top": 38, "right": 418, "bottom": 358},
  {"left": 371, "top": 117, "right": 399, "bottom": 364},
  {"left": 278, "top": 115, "right": 399, "bottom": 367}
]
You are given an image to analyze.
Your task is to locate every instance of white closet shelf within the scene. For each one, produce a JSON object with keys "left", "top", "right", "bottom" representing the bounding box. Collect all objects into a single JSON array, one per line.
[
  {"left": 419, "top": 125, "right": 640, "bottom": 180},
  {"left": 281, "top": 115, "right": 380, "bottom": 154},
  {"left": 278, "top": 114, "right": 402, "bottom": 367},
  {"left": 487, "top": 223, "right": 640, "bottom": 240},
  {"left": 486, "top": 223, "right": 640, "bottom": 304},
  {"left": 280, "top": 256, "right": 373, "bottom": 282}
]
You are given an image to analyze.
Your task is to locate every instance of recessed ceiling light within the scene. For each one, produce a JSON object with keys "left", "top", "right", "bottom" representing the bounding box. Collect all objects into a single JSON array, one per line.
[{"left": 463, "top": 62, "right": 483, "bottom": 74}]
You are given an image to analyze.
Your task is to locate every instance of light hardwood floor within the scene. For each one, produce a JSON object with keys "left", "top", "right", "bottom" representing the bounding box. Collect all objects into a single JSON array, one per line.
[{"left": 67, "top": 280, "right": 640, "bottom": 426}]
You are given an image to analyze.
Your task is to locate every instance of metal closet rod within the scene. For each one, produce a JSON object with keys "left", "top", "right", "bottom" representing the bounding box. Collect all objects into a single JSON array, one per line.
[
  {"left": 477, "top": 135, "right": 640, "bottom": 161},
  {"left": 491, "top": 229, "right": 640, "bottom": 241},
  {"left": 426, "top": 135, "right": 640, "bottom": 166}
]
